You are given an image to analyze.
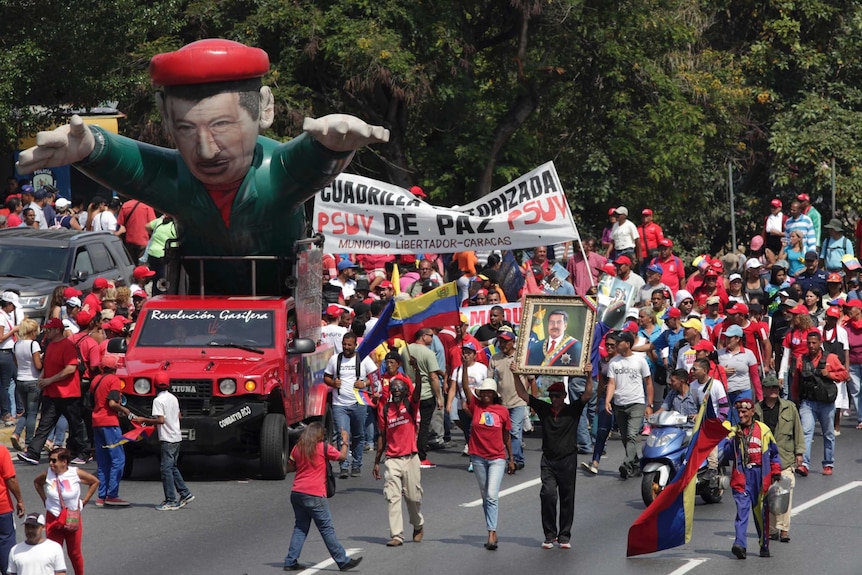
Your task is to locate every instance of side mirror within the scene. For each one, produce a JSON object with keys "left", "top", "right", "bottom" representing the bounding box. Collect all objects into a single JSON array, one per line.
[
  {"left": 288, "top": 338, "right": 316, "bottom": 355},
  {"left": 73, "top": 270, "right": 88, "bottom": 283},
  {"left": 106, "top": 337, "right": 128, "bottom": 354}
]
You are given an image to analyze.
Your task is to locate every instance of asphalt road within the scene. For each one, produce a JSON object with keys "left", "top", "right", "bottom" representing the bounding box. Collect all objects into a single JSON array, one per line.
[{"left": 6, "top": 421, "right": 862, "bottom": 575}]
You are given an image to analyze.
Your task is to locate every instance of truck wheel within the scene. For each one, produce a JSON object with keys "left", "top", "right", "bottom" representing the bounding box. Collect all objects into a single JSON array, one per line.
[{"left": 261, "top": 413, "right": 289, "bottom": 480}]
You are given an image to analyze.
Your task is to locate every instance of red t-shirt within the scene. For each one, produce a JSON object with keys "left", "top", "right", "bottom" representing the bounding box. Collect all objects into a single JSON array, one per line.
[
  {"left": 91, "top": 373, "right": 122, "bottom": 427},
  {"left": 83, "top": 292, "right": 102, "bottom": 315},
  {"left": 378, "top": 398, "right": 420, "bottom": 457},
  {"left": 290, "top": 442, "right": 341, "bottom": 498},
  {"left": 782, "top": 328, "right": 810, "bottom": 360},
  {"left": 6, "top": 214, "right": 21, "bottom": 228},
  {"left": 69, "top": 332, "right": 101, "bottom": 378},
  {"left": 0, "top": 447, "right": 14, "bottom": 514},
  {"left": 117, "top": 200, "right": 157, "bottom": 246},
  {"left": 465, "top": 403, "right": 511, "bottom": 460},
  {"left": 205, "top": 180, "right": 242, "bottom": 228},
  {"left": 42, "top": 337, "right": 81, "bottom": 398}
]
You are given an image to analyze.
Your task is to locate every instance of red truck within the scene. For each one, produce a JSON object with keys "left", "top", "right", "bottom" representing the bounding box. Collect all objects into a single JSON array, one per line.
[{"left": 110, "top": 246, "right": 334, "bottom": 479}]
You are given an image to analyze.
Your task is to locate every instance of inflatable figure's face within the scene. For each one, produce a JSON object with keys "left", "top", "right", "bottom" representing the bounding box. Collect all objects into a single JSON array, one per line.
[{"left": 164, "top": 91, "right": 260, "bottom": 186}]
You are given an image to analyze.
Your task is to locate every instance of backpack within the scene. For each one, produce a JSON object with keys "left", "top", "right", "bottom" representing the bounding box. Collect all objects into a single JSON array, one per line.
[
  {"left": 82, "top": 374, "right": 106, "bottom": 411},
  {"left": 798, "top": 354, "right": 838, "bottom": 403},
  {"left": 336, "top": 352, "right": 362, "bottom": 382}
]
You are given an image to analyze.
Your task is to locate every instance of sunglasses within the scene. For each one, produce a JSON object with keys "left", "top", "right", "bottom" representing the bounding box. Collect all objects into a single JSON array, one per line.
[
  {"left": 548, "top": 392, "right": 564, "bottom": 398},
  {"left": 48, "top": 458, "right": 59, "bottom": 463}
]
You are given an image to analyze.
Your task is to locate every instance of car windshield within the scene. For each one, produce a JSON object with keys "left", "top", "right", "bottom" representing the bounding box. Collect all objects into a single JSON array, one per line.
[
  {"left": 135, "top": 308, "right": 275, "bottom": 348},
  {"left": 0, "top": 246, "right": 68, "bottom": 280}
]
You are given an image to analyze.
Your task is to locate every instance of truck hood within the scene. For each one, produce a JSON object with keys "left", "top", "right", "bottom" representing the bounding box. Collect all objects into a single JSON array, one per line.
[
  {"left": 121, "top": 354, "right": 279, "bottom": 380},
  {"left": 0, "top": 277, "right": 63, "bottom": 298}
]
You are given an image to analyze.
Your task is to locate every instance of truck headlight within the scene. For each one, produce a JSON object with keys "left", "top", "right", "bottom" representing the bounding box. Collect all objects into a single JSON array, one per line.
[
  {"left": 219, "top": 378, "right": 237, "bottom": 395},
  {"left": 133, "top": 378, "right": 151, "bottom": 394},
  {"left": 19, "top": 295, "right": 47, "bottom": 308}
]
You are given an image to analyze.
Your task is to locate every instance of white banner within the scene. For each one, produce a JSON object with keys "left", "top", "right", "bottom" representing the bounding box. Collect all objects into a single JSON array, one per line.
[{"left": 314, "top": 161, "right": 579, "bottom": 254}]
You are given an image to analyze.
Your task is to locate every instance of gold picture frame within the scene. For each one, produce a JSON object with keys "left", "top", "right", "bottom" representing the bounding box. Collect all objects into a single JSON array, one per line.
[{"left": 514, "top": 294, "right": 596, "bottom": 376}]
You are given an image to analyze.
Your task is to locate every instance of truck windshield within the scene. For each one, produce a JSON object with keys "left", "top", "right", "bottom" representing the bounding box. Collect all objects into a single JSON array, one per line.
[
  {"left": 0, "top": 246, "right": 68, "bottom": 281},
  {"left": 135, "top": 309, "right": 275, "bottom": 348}
]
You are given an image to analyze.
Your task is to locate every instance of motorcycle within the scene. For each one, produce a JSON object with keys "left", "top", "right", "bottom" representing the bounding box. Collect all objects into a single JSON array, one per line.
[{"left": 640, "top": 411, "right": 731, "bottom": 507}]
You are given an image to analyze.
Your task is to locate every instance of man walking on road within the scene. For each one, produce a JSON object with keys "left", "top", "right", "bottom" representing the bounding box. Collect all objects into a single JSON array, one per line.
[
  {"left": 373, "top": 356, "right": 425, "bottom": 547},
  {"left": 512, "top": 370, "right": 592, "bottom": 549}
]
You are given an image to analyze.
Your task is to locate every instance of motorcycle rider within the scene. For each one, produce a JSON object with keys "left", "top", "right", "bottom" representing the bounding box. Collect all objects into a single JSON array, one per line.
[{"left": 656, "top": 369, "right": 699, "bottom": 423}]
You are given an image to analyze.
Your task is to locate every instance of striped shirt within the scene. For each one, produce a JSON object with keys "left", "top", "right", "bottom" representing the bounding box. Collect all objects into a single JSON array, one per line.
[{"left": 784, "top": 214, "right": 816, "bottom": 253}]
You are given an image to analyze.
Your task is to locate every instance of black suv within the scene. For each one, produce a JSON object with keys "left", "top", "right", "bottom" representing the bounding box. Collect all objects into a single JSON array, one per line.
[{"left": 0, "top": 228, "right": 135, "bottom": 322}]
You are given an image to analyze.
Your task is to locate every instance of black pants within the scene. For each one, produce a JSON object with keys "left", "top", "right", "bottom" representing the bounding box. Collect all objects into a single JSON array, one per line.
[
  {"left": 25, "top": 397, "right": 88, "bottom": 461},
  {"left": 540, "top": 452, "right": 578, "bottom": 542},
  {"left": 417, "top": 398, "right": 436, "bottom": 461}
]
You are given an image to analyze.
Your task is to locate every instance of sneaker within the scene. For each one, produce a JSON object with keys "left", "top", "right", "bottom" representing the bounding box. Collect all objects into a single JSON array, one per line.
[
  {"left": 155, "top": 501, "right": 181, "bottom": 511},
  {"left": 9, "top": 435, "right": 21, "bottom": 452},
  {"left": 823, "top": 466, "right": 833, "bottom": 476},
  {"left": 619, "top": 464, "right": 629, "bottom": 480},
  {"left": 467, "top": 462, "right": 473, "bottom": 473},
  {"left": 581, "top": 462, "right": 598, "bottom": 475},
  {"left": 17, "top": 452, "right": 38, "bottom": 465},
  {"left": 95, "top": 499, "right": 105, "bottom": 507},
  {"left": 339, "top": 557, "right": 363, "bottom": 571},
  {"left": 731, "top": 544, "right": 746, "bottom": 559},
  {"left": 179, "top": 494, "right": 195, "bottom": 507},
  {"left": 70, "top": 456, "right": 90, "bottom": 465},
  {"left": 339, "top": 469, "right": 349, "bottom": 479},
  {"left": 559, "top": 540, "right": 572, "bottom": 550},
  {"left": 541, "top": 539, "right": 556, "bottom": 549},
  {"left": 419, "top": 460, "right": 436, "bottom": 469},
  {"left": 350, "top": 468, "right": 361, "bottom": 477},
  {"left": 759, "top": 547, "right": 771, "bottom": 558},
  {"left": 515, "top": 462, "right": 525, "bottom": 471},
  {"left": 104, "top": 497, "right": 130, "bottom": 506},
  {"left": 283, "top": 563, "right": 307, "bottom": 571},
  {"left": 641, "top": 424, "right": 652, "bottom": 436},
  {"left": 834, "top": 429, "right": 841, "bottom": 436},
  {"left": 796, "top": 464, "right": 809, "bottom": 477},
  {"left": 363, "top": 444, "right": 373, "bottom": 452},
  {"left": 462, "top": 444, "right": 469, "bottom": 456}
]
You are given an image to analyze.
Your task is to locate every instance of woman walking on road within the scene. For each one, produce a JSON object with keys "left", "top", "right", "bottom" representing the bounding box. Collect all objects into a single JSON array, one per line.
[
  {"left": 283, "top": 423, "right": 363, "bottom": 571},
  {"left": 461, "top": 376, "right": 514, "bottom": 550}
]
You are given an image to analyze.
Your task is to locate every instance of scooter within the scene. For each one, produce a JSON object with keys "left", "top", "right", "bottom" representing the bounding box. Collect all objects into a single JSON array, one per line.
[{"left": 640, "top": 411, "right": 731, "bottom": 507}]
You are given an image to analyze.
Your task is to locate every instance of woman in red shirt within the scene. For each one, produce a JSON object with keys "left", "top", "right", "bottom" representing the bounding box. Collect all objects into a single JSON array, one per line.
[
  {"left": 461, "top": 376, "right": 514, "bottom": 551},
  {"left": 283, "top": 424, "right": 362, "bottom": 572}
]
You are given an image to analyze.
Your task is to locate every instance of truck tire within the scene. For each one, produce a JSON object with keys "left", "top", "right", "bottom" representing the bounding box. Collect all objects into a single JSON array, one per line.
[{"left": 261, "top": 413, "right": 289, "bottom": 480}]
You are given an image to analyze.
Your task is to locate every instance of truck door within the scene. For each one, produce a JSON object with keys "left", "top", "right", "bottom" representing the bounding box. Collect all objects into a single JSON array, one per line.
[{"left": 284, "top": 309, "right": 304, "bottom": 423}]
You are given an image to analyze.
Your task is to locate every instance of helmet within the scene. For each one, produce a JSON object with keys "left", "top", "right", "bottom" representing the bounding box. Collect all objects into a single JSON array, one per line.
[{"left": 154, "top": 372, "right": 171, "bottom": 390}]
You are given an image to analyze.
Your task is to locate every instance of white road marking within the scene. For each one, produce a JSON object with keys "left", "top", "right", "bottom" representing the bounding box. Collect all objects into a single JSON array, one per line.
[
  {"left": 666, "top": 558, "right": 709, "bottom": 575},
  {"left": 459, "top": 478, "right": 541, "bottom": 507},
  {"left": 293, "top": 547, "right": 362, "bottom": 574},
  {"left": 791, "top": 480, "right": 862, "bottom": 516}
]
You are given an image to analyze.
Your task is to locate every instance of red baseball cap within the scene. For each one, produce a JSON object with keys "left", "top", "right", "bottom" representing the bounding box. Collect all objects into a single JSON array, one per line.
[
  {"left": 601, "top": 263, "right": 617, "bottom": 276},
  {"left": 133, "top": 265, "right": 156, "bottom": 279},
  {"left": 797, "top": 193, "right": 810, "bottom": 202},
  {"left": 325, "top": 305, "right": 343, "bottom": 317},
  {"left": 75, "top": 310, "right": 95, "bottom": 327},
  {"left": 149, "top": 39, "right": 269, "bottom": 86},
  {"left": 788, "top": 304, "right": 810, "bottom": 314},
  {"left": 41, "top": 318, "right": 64, "bottom": 330},
  {"left": 409, "top": 185, "right": 427, "bottom": 198},
  {"left": 826, "top": 306, "right": 842, "bottom": 318},
  {"left": 642, "top": 208, "right": 653, "bottom": 216},
  {"left": 132, "top": 289, "right": 148, "bottom": 299},
  {"left": 93, "top": 277, "right": 110, "bottom": 289},
  {"left": 659, "top": 238, "right": 673, "bottom": 248},
  {"left": 662, "top": 307, "right": 682, "bottom": 320},
  {"left": 614, "top": 255, "right": 633, "bottom": 266},
  {"left": 827, "top": 273, "right": 843, "bottom": 283},
  {"left": 63, "top": 287, "right": 83, "bottom": 299},
  {"left": 692, "top": 340, "right": 715, "bottom": 352},
  {"left": 770, "top": 198, "right": 782, "bottom": 208},
  {"left": 608, "top": 208, "right": 617, "bottom": 216},
  {"left": 845, "top": 299, "right": 862, "bottom": 309},
  {"left": 726, "top": 303, "right": 749, "bottom": 315}
]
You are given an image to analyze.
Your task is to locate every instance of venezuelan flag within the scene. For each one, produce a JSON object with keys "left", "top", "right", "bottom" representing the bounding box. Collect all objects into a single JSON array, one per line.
[
  {"left": 353, "top": 388, "right": 374, "bottom": 406},
  {"left": 626, "top": 391, "right": 727, "bottom": 557},
  {"left": 103, "top": 422, "right": 156, "bottom": 448},
  {"left": 393, "top": 281, "right": 461, "bottom": 342},
  {"left": 357, "top": 299, "right": 401, "bottom": 360}
]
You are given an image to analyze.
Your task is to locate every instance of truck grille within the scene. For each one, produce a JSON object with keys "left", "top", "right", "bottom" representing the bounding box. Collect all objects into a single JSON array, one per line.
[{"left": 169, "top": 379, "right": 227, "bottom": 416}]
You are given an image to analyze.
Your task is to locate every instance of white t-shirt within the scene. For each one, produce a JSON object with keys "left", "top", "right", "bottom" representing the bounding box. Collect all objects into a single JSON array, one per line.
[
  {"left": 320, "top": 325, "right": 348, "bottom": 354},
  {"left": 608, "top": 354, "right": 650, "bottom": 405},
  {"left": 92, "top": 210, "right": 117, "bottom": 232},
  {"left": 61, "top": 318, "right": 80, "bottom": 335},
  {"left": 0, "top": 310, "right": 15, "bottom": 350},
  {"left": 693, "top": 378, "right": 728, "bottom": 421},
  {"left": 329, "top": 278, "right": 356, "bottom": 300},
  {"left": 8, "top": 538, "right": 67, "bottom": 575},
  {"left": 611, "top": 220, "right": 640, "bottom": 251},
  {"left": 152, "top": 390, "right": 182, "bottom": 443},
  {"left": 43, "top": 468, "right": 81, "bottom": 517},
  {"left": 325, "top": 353, "right": 377, "bottom": 407},
  {"left": 13, "top": 339, "right": 41, "bottom": 381},
  {"left": 717, "top": 347, "right": 758, "bottom": 393},
  {"left": 449, "top": 362, "right": 489, "bottom": 416}
]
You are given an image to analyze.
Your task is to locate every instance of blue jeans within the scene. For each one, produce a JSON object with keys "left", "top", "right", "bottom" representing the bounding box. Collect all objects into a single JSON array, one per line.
[
  {"left": 470, "top": 455, "right": 507, "bottom": 531},
  {"left": 571, "top": 379, "right": 596, "bottom": 452},
  {"left": 0, "top": 511, "right": 13, "bottom": 575},
  {"left": 848, "top": 364, "right": 862, "bottom": 424},
  {"left": 507, "top": 406, "right": 526, "bottom": 466},
  {"left": 332, "top": 403, "right": 365, "bottom": 471},
  {"left": 160, "top": 441, "right": 191, "bottom": 503},
  {"left": 49, "top": 415, "right": 68, "bottom": 447},
  {"left": 364, "top": 405, "right": 376, "bottom": 446},
  {"left": 12, "top": 380, "right": 39, "bottom": 442},
  {"left": 799, "top": 399, "right": 835, "bottom": 468},
  {"left": 284, "top": 491, "right": 349, "bottom": 569},
  {"left": 94, "top": 426, "right": 126, "bottom": 499},
  {"left": 0, "top": 352, "right": 14, "bottom": 418},
  {"left": 592, "top": 399, "right": 614, "bottom": 464}
]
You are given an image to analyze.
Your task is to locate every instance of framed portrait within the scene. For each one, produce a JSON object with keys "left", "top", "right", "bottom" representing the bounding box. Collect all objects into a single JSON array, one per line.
[{"left": 514, "top": 295, "right": 596, "bottom": 376}]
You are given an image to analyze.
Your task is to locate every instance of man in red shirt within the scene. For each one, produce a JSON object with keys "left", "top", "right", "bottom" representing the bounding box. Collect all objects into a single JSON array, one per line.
[
  {"left": 18, "top": 318, "right": 88, "bottom": 466},
  {"left": 116, "top": 199, "right": 156, "bottom": 263},
  {"left": 83, "top": 277, "right": 109, "bottom": 315},
  {"left": 91, "top": 354, "right": 133, "bottom": 506},
  {"left": 651, "top": 238, "right": 685, "bottom": 295},
  {"left": 0, "top": 444, "right": 25, "bottom": 572},
  {"left": 638, "top": 209, "right": 664, "bottom": 275},
  {"left": 373, "top": 354, "right": 424, "bottom": 547}
]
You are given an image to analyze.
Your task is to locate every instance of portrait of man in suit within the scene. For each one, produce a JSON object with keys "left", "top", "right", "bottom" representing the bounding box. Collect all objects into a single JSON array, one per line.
[{"left": 526, "top": 309, "right": 583, "bottom": 367}]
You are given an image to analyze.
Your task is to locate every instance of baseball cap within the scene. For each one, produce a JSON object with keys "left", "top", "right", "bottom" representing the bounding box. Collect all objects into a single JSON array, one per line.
[
  {"left": 42, "top": 318, "right": 64, "bottom": 330},
  {"left": 729, "top": 273, "right": 742, "bottom": 282},
  {"left": 692, "top": 340, "right": 715, "bottom": 352},
  {"left": 63, "top": 287, "right": 83, "bottom": 299},
  {"left": 132, "top": 289, "right": 148, "bottom": 299},
  {"left": 23, "top": 513, "right": 45, "bottom": 526},
  {"left": 133, "top": 265, "right": 156, "bottom": 279},
  {"left": 20, "top": 185, "right": 34, "bottom": 195},
  {"left": 770, "top": 199, "right": 782, "bottom": 208},
  {"left": 55, "top": 197, "right": 70, "bottom": 209},
  {"left": 762, "top": 374, "right": 781, "bottom": 388},
  {"left": 75, "top": 310, "right": 95, "bottom": 327},
  {"left": 100, "top": 354, "right": 120, "bottom": 369},
  {"left": 93, "top": 277, "right": 110, "bottom": 289},
  {"left": 827, "top": 272, "right": 843, "bottom": 283},
  {"left": 496, "top": 328, "right": 516, "bottom": 341},
  {"left": 462, "top": 342, "right": 477, "bottom": 351},
  {"left": 336, "top": 260, "right": 358, "bottom": 272},
  {"left": 842, "top": 255, "right": 862, "bottom": 271},
  {"left": 421, "top": 279, "right": 439, "bottom": 293},
  {"left": 33, "top": 188, "right": 48, "bottom": 201},
  {"left": 379, "top": 280, "right": 393, "bottom": 289},
  {"left": 642, "top": 208, "right": 653, "bottom": 216},
  {"left": 409, "top": 185, "right": 427, "bottom": 198},
  {"left": 745, "top": 258, "right": 762, "bottom": 270},
  {"left": 325, "top": 305, "right": 343, "bottom": 317},
  {"left": 614, "top": 255, "right": 633, "bottom": 266},
  {"left": 706, "top": 295, "right": 721, "bottom": 306},
  {"left": 547, "top": 381, "right": 566, "bottom": 394},
  {"left": 726, "top": 303, "right": 749, "bottom": 315},
  {"left": 846, "top": 300, "right": 862, "bottom": 309},
  {"left": 826, "top": 306, "right": 842, "bottom": 318},
  {"left": 65, "top": 296, "right": 82, "bottom": 308},
  {"left": 0, "top": 292, "right": 20, "bottom": 309},
  {"left": 607, "top": 208, "right": 617, "bottom": 216},
  {"left": 804, "top": 250, "right": 818, "bottom": 261},
  {"left": 647, "top": 263, "right": 663, "bottom": 275},
  {"left": 102, "top": 316, "right": 131, "bottom": 333},
  {"left": 724, "top": 324, "right": 744, "bottom": 338},
  {"left": 600, "top": 263, "right": 617, "bottom": 276},
  {"left": 797, "top": 193, "right": 810, "bottom": 202},
  {"left": 680, "top": 318, "right": 703, "bottom": 331},
  {"left": 659, "top": 238, "right": 673, "bottom": 248},
  {"left": 615, "top": 206, "right": 629, "bottom": 216},
  {"left": 704, "top": 269, "right": 718, "bottom": 278},
  {"left": 750, "top": 235, "right": 764, "bottom": 251},
  {"left": 662, "top": 307, "right": 682, "bottom": 320},
  {"left": 788, "top": 304, "right": 809, "bottom": 315}
]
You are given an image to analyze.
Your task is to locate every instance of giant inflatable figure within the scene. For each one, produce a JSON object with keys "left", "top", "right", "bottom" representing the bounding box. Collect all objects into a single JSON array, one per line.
[{"left": 17, "top": 39, "right": 389, "bottom": 294}]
